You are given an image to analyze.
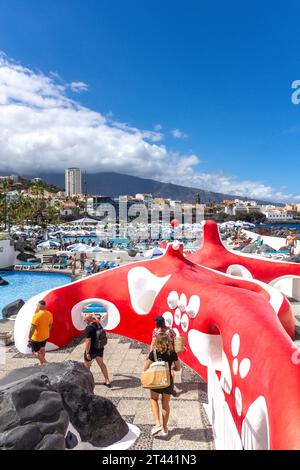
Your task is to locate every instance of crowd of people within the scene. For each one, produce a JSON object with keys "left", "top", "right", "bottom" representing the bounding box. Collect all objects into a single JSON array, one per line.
[{"left": 27, "top": 302, "right": 181, "bottom": 438}]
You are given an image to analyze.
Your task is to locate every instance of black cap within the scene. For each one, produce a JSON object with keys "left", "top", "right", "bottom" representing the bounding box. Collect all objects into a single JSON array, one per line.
[{"left": 154, "top": 316, "right": 165, "bottom": 327}]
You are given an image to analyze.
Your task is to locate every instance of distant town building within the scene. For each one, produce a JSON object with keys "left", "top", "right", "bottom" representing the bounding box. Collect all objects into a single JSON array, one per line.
[
  {"left": 60, "top": 201, "right": 76, "bottom": 217},
  {"left": 263, "top": 211, "right": 293, "bottom": 221},
  {"left": 87, "top": 195, "right": 119, "bottom": 220},
  {"left": 224, "top": 201, "right": 262, "bottom": 216},
  {"left": 65, "top": 168, "right": 82, "bottom": 197},
  {"left": 135, "top": 193, "right": 153, "bottom": 210}
]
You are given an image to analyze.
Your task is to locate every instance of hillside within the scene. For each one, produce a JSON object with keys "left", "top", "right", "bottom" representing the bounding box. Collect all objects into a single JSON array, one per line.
[{"left": 28, "top": 171, "right": 281, "bottom": 205}]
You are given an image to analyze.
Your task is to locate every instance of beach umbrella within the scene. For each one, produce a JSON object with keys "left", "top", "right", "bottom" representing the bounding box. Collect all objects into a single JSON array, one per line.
[
  {"left": 37, "top": 240, "right": 60, "bottom": 249},
  {"left": 67, "top": 243, "right": 90, "bottom": 252},
  {"left": 144, "top": 247, "right": 165, "bottom": 258},
  {"left": 85, "top": 246, "right": 107, "bottom": 253},
  {"left": 15, "top": 230, "right": 28, "bottom": 237}
]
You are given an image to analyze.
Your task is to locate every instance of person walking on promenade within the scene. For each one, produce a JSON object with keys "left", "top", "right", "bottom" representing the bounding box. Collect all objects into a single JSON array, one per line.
[
  {"left": 286, "top": 230, "right": 297, "bottom": 256},
  {"left": 150, "top": 316, "right": 176, "bottom": 351},
  {"left": 91, "top": 259, "right": 98, "bottom": 274},
  {"left": 150, "top": 316, "right": 179, "bottom": 397},
  {"left": 80, "top": 252, "right": 87, "bottom": 271},
  {"left": 71, "top": 253, "right": 76, "bottom": 275},
  {"left": 144, "top": 334, "right": 180, "bottom": 437},
  {"left": 83, "top": 313, "right": 111, "bottom": 387},
  {"left": 28, "top": 300, "right": 53, "bottom": 365}
]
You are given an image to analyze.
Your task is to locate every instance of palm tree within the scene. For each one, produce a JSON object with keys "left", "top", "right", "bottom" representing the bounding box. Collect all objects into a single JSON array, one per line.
[{"left": 0, "top": 179, "right": 9, "bottom": 230}]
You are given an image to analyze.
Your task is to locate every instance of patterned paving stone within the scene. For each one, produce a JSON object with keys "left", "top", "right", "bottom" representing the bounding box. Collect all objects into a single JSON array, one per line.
[{"left": 0, "top": 325, "right": 214, "bottom": 450}]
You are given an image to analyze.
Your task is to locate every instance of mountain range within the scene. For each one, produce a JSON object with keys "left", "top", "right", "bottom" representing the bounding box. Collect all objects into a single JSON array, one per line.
[{"left": 30, "top": 171, "right": 280, "bottom": 205}]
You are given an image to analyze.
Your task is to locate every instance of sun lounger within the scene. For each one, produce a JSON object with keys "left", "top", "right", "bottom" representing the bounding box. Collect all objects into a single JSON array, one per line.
[
  {"left": 14, "top": 262, "right": 42, "bottom": 270},
  {"left": 83, "top": 306, "right": 107, "bottom": 313},
  {"left": 14, "top": 264, "right": 24, "bottom": 270},
  {"left": 53, "top": 260, "right": 68, "bottom": 269},
  {"left": 41, "top": 254, "right": 56, "bottom": 265}
]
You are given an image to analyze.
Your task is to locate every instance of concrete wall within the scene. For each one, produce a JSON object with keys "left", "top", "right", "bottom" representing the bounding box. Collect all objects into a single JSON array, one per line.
[{"left": 0, "top": 239, "right": 17, "bottom": 269}]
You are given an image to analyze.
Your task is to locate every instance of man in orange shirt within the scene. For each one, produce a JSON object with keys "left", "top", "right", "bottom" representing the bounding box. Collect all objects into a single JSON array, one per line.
[{"left": 28, "top": 300, "right": 53, "bottom": 365}]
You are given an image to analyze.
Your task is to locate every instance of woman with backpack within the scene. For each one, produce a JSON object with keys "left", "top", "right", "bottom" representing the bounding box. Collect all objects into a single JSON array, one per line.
[
  {"left": 150, "top": 316, "right": 176, "bottom": 351},
  {"left": 83, "top": 313, "right": 111, "bottom": 387},
  {"left": 144, "top": 333, "right": 181, "bottom": 437},
  {"left": 150, "top": 316, "right": 179, "bottom": 397}
]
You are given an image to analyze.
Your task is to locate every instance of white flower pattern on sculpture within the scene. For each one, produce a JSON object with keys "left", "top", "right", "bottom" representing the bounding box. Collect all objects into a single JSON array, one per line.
[
  {"left": 162, "top": 291, "right": 201, "bottom": 336},
  {"left": 229, "top": 333, "right": 252, "bottom": 416},
  {"left": 231, "top": 334, "right": 251, "bottom": 380}
]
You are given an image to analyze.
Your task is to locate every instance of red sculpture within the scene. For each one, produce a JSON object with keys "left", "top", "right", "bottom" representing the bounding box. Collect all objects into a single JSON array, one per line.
[
  {"left": 188, "top": 220, "right": 300, "bottom": 286},
  {"left": 15, "top": 239, "right": 300, "bottom": 449}
]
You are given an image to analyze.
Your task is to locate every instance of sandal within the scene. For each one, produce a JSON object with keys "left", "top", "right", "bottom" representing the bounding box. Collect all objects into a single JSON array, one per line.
[{"left": 151, "top": 425, "right": 162, "bottom": 436}]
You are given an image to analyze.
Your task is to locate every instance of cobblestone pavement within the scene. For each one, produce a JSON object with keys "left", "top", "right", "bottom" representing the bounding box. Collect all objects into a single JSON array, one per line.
[{"left": 0, "top": 323, "right": 215, "bottom": 450}]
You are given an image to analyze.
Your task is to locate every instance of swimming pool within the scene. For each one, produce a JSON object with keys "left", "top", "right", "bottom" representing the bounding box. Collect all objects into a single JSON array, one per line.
[{"left": 0, "top": 271, "right": 72, "bottom": 319}]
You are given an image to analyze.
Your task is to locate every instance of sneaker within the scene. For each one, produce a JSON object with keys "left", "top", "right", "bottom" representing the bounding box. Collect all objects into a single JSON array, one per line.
[
  {"left": 151, "top": 425, "right": 162, "bottom": 436},
  {"left": 161, "top": 429, "right": 168, "bottom": 437}
]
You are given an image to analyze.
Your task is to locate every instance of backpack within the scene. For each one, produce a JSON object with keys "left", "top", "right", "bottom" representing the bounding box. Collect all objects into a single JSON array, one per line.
[
  {"left": 140, "top": 350, "right": 170, "bottom": 389},
  {"left": 93, "top": 322, "right": 107, "bottom": 350},
  {"left": 174, "top": 336, "right": 186, "bottom": 354}
]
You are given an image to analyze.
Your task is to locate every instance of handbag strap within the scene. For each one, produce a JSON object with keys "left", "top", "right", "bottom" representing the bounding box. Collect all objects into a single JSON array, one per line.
[{"left": 153, "top": 349, "right": 158, "bottom": 362}]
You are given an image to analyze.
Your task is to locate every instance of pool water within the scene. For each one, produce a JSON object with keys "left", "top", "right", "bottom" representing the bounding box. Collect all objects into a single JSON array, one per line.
[{"left": 0, "top": 271, "right": 72, "bottom": 318}]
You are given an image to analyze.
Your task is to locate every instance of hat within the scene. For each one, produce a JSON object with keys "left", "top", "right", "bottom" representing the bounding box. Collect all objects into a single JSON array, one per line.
[{"left": 154, "top": 316, "right": 165, "bottom": 327}]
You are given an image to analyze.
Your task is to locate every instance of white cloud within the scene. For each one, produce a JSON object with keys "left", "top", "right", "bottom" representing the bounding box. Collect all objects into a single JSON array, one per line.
[
  {"left": 0, "top": 52, "right": 298, "bottom": 203},
  {"left": 154, "top": 123, "right": 162, "bottom": 131},
  {"left": 70, "top": 81, "right": 89, "bottom": 93},
  {"left": 171, "top": 128, "right": 188, "bottom": 139}
]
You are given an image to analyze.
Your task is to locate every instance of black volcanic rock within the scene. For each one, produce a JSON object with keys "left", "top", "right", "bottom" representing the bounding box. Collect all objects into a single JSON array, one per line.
[
  {"left": 257, "top": 244, "right": 274, "bottom": 253},
  {"left": 288, "top": 256, "right": 300, "bottom": 263},
  {"left": 2, "top": 299, "right": 25, "bottom": 318},
  {"left": 0, "top": 361, "right": 129, "bottom": 450},
  {"left": 127, "top": 249, "right": 138, "bottom": 257},
  {"left": 14, "top": 240, "right": 35, "bottom": 254},
  {"left": 241, "top": 244, "right": 257, "bottom": 254},
  {"left": 16, "top": 253, "right": 40, "bottom": 262},
  {"left": 0, "top": 375, "right": 68, "bottom": 450}
]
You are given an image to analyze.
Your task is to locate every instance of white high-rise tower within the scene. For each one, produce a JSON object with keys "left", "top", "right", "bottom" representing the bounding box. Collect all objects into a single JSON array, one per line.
[{"left": 65, "top": 168, "right": 82, "bottom": 197}]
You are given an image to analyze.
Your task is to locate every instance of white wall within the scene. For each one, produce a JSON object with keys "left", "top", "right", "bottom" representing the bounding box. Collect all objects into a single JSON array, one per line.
[
  {"left": 207, "top": 362, "right": 270, "bottom": 450},
  {"left": 207, "top": 364, "right": 243, "bottom": 449},
  {"left": 0, "top": 239, "right": 17, "bottom": 269}
]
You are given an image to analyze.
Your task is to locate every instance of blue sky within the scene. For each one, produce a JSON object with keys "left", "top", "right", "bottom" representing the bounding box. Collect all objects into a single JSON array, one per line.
[{"left": 1, "top": 0, "right": 300, "bottom": 201}]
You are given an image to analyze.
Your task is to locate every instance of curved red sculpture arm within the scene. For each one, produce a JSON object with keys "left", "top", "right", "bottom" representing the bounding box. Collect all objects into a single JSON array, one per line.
[{"left": 188, "top": 220, "right": 300, "bottom": 284}]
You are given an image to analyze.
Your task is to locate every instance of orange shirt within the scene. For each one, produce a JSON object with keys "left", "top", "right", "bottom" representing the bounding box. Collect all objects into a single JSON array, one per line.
[{"left": 31, "top": 309, "right": 53, "bottom": 342}]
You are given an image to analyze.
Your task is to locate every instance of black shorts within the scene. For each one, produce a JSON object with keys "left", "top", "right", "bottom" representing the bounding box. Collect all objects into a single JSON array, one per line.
[
  {"left": 84, "top": 349, "right": 104, "bottom": 362},
  {"left": 151, "top": 376, "right": 174, "bottom": 395},
  {"left": 31, "top": 340, "right": 47, "bottom": 353}
]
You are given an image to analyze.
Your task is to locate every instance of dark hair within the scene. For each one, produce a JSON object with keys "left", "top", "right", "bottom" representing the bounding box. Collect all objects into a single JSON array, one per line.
[{"left": 154, "top": 316, "right": 165, "bottom": 328}]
